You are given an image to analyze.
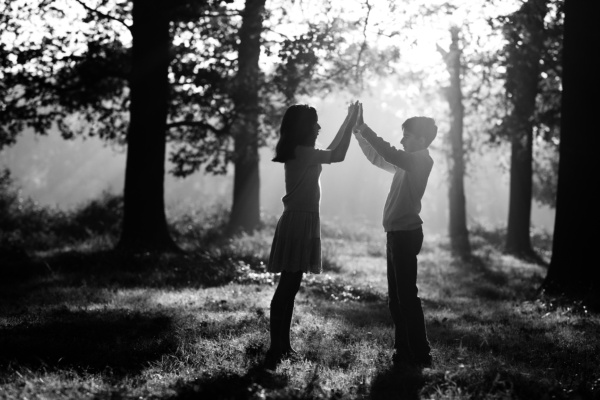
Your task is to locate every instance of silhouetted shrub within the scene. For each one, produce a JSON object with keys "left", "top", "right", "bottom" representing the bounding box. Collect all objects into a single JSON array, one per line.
[
  {"left": 60, "top": 191, "right": 123, "bottom": 239},
  {"left": 0, "top": 169, "right": 122, "bottom": 253},
  {"left": 0, "top": 169, "right": 56, "bottom": 250}
]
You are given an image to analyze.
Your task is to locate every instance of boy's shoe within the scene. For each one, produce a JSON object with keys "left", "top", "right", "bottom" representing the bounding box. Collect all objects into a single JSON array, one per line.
[
  {"left": 282, "top": 348, "right": 302, "bottom": 362},
  {"left": 414, "top": 353, "right": 433, "bottom": 368},
  {"left": 391, "top": 351, "right": 414, "bottom": 370}
]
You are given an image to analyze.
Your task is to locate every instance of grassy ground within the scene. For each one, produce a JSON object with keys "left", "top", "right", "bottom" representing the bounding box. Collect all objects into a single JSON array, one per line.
[{"left": 1, "top": 200, "right": 599, "bottom": 399}]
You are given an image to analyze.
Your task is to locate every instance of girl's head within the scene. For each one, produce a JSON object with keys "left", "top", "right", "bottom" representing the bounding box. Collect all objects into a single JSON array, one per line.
[{"left": 273, "top": 104, "right": 320, "bottom": 163}]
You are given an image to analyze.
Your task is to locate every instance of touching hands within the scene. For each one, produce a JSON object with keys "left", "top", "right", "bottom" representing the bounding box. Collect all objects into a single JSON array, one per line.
[{"left": 348, "top": 100, "right": 359, "bottom": 127}]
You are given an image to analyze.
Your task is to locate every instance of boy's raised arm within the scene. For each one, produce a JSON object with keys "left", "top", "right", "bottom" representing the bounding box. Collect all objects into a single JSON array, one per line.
[
  {"left": 353, "top": 128, "right": 397, "bottom": 173},
  {"left": 355, "top": 124, "right": 417, "bottom": 171}
]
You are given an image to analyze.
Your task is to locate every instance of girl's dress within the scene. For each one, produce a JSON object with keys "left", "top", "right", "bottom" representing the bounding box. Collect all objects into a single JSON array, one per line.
[{"left": 268, "top": 145, "right": 332, "bottom": 274}]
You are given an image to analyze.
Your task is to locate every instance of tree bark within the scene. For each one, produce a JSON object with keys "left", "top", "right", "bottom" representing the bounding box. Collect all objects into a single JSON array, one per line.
[
  {"left": 543, "top": 0, "right": 600, "bottom": 303},
  {"left": 439, "top": 27, "right": 470, "bottom": 258},
  {"left": 228, "top": 0, "right": 265, "bottom": 233},
  {"left": 504, "top": 0, "right": 547, "bottom": 258},
  {"left": 117, "top": 0, "right": 178, "bottom": 253},
  {"left": 505, "top": 133, "right": 534, "bottom": 256}
]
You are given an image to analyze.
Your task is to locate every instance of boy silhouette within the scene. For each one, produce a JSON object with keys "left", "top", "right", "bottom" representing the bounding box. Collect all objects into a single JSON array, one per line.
[{"left": 353, "top": 103, "right": 437, "bottom": 369}]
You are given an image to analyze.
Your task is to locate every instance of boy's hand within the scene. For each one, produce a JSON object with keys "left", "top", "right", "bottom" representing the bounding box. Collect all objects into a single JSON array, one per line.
[
  {"left": 357, "top": 102, "right": 364, "bottom": 126},
  {"left": 348, "top": 101, "right": 359, "bottom": 126}
]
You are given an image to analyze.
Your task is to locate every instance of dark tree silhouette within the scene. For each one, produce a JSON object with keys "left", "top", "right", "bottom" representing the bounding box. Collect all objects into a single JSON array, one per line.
[
  {"left": 438, "top": 27, "right": 471, "bottom": 258},
  {"left": 228, "top": 0, "right": 265, "bottom": 233},
  {"left": 502, "top": 0, "right": 549, "bottom": 258},
  {"left": 543, "top": 0, "right": 600, "bottom": 303},
  {"left": 0, "top": 0, "right": 239, "bottom": 252},
  {"left": 117, "top": 0, "right": 176, "bottom": 252}
]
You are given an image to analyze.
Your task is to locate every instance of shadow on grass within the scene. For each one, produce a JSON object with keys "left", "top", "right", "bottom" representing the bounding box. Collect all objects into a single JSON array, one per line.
[
  {"left": 168, "top": 366, "right": 289, "bottom": 400},
  {"left": 0, "top": 309, "right": 175, "bottom": 376},
  {"left": 1, "top": 248, "right": 244, "bottom": 290},
  {"left": 423, "top": 312, "right": 600, "bottom": 399},
  {"left": 369, "top": 365, "right": 424, "bottom": 400},
  {"left": 448, "top": 254, "right": 544, "bottom": 302},
  {"left": 469, "top": 225, "right": 550, "bottom": 267}
]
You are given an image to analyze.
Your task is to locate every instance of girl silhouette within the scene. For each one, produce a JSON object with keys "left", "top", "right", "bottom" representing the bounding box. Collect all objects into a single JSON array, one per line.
[{"left": 265, "top": 102, "right": 358, "bottom": 369}]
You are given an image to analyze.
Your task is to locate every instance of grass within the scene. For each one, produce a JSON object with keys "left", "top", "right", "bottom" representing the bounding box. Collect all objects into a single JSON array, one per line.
[{"left": 1, "top": 186, "right": 599, "bottom": 399}]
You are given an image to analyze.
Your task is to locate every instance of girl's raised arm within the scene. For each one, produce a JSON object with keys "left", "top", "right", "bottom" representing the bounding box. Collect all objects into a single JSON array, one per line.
[{"left": 328, "top": 101, "right": 359, "bottom": 163}]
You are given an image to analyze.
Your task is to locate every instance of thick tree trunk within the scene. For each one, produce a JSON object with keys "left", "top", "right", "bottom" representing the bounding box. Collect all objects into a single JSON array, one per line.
[
  {"left": 117, "top": 0, "right": 178, "bottom": 253},
  {"left": 504, "top": 0, "right": 547, "bottom": 258},
  {"left": 228, "top": 0, "right": 265, "bottom": 233},
  {"left": 543, "top": 0, "right": 600, "bottom": 304},
  {"left": 505, "top": 132, "right": 533, "bottom": 255},
  {"left": 440, "top": 27, "right": 470, "bottom": 258}
]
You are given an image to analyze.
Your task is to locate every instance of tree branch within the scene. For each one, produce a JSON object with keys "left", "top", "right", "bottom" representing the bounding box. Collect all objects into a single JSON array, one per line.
[
  {"left": 73, "top": 0, "right": 132, "bottom": 32},
  {"left": 263, "top": 27, "right": 292, "bottom": 40},
  {"left": 166, "top": 119, "right": 225, "bottom": 134},
  {"left": 202, "top": 10, "right": 241, "bottom": 18},
  {"left": 355, "top": 0, "right": 372, "bottom": 82}
]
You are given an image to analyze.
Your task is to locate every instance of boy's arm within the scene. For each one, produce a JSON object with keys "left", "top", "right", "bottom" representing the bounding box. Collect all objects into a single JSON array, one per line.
[
  {"left": 355, "top": 123, "right": 418, "bottom": 171},
  {"left": 353, "top": 130, "right": 397, "bottom": 173}
]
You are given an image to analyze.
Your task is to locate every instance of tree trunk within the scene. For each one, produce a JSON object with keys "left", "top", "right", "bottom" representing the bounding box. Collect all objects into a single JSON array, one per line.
[
  {"left": 505, "top": 132, "right": 534, "bottom": 255},
  {"left": 543, "top": 0, "right": 600, "bottom": 304},
  {"left": 504, "top": 0, "right": 547, "bottom": 258},
  {"left": 440, "top": 27, "right": 470, "bottom": 258},
  {"left": 228, "top": 0, "right": 265, "bottom": 234},
  {"left": 117, "top": 0, "right": 178, "bottom": 253}
]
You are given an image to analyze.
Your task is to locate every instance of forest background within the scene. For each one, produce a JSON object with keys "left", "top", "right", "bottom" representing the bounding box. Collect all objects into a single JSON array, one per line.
[{"left": 1, "top": 0, "right": 599, "bottom": 399}]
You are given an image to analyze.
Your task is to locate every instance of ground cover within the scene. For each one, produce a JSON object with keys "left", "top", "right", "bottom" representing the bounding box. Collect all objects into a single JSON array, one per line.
[{"left": 1, "top": 199, "right": 599, "bottom": 399}]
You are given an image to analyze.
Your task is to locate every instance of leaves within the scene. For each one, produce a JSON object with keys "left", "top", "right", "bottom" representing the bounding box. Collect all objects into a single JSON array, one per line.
[{"left": 0, "top": 0, "right": 401, "bottom": 174}]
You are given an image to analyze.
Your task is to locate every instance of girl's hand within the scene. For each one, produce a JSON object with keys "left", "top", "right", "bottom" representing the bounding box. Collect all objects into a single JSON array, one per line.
[{"left": 347, "top": 100, "right": 358, "bottom": 115}]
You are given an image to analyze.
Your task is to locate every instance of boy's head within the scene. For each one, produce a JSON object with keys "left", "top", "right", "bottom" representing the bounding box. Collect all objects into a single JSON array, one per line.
[{"left": 401, "top": 117, "right": 437, "bottom": 152}]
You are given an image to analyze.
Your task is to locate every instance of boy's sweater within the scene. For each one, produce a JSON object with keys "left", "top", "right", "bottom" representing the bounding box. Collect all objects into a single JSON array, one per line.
[{"left": 354, "top": 123, "right": 433, "bottom": 232}]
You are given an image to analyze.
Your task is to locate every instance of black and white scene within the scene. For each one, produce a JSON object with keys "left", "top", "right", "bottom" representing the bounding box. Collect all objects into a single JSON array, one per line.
[{"left": 1, "top": 0, "right": 599, "bottom": 398}]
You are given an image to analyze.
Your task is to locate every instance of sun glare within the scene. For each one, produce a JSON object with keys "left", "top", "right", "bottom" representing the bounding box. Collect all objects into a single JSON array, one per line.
[{"left": 260, "top": 0, "right": 521, "bottom": 82}]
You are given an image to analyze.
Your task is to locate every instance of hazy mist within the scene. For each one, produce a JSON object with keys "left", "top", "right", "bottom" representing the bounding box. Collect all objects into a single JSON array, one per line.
[{"left": 1, "top": 90, "right": 555, "bottom": 236}]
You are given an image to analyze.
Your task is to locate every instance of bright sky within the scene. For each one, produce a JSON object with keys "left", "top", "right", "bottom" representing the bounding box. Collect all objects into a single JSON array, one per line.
[{"left": 263, "top": 0, "right": 520, "bottom": 77}]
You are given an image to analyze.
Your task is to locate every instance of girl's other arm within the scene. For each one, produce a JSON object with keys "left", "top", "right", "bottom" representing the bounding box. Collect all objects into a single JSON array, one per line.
[
  {"left": 329, "top": 102, "right": 359, "bottom": 163},
  {"left": 327, "top": 101, "right": 357, "bottom": 150}
]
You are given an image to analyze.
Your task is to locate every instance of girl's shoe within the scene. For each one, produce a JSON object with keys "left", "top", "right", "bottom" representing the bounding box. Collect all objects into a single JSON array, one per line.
[
  {"left": 392, "top": 351, "right": 414, "bottom": 370},
  {"left": 263, "top": 348, "right": 285, "bottom": 370}
]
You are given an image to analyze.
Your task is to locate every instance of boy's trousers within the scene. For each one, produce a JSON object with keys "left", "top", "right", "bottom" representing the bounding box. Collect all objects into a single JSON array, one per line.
[{"left": 386, "top": 228, "right": 431, "bottom": 360}]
